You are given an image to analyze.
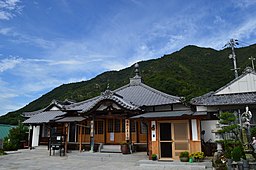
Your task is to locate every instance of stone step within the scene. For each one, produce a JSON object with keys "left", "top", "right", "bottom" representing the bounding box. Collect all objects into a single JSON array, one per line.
[
  {"left": 100, "top": 145, "right": 121, "bottom": 153},
  {"left": 137, "top": 160, "right": 213, "bottom": 169}
]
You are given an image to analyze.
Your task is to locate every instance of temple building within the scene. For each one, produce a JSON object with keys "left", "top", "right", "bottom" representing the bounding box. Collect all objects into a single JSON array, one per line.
[
  {"left": 191, "top": 67, "right": 256, "bottom": 143},
  {"left": 23, "top": 63, "right": 207, "bottom": 160}
]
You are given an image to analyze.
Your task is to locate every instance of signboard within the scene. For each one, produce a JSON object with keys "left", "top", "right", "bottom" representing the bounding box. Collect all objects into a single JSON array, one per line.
[
  {"left": 110, "top": 132, "right": 114, "bottom": 141},
  {"left": 125, "top": 119, "right": 130, "bottom": 140},
  {"left": 90, "top": 120, "right": 94, "bottom": 137},
  {"left": 151, "top": 121, "right": 156, "bottom": 141}
]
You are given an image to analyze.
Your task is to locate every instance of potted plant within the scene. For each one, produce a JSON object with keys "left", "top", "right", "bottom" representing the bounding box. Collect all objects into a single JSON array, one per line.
[
  {"left": 179, "top": 151, "right": 189, "bottom": 162},
  {"left": 190, "top": 152, "right": 205, "bottom": 162},
  {"left": 120, "top": 141, "right": 130, "bottom": 154},
  {"left": 152, "top": 154, "right": 157, "bottom": 161}
]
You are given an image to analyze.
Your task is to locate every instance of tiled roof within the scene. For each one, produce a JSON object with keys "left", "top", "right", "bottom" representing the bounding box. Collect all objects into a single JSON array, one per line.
[
  {"left": 23, "top": 111, "right": 66, "bottom": 124},
  {"left": 22, "top": 99, "right": 74, "bottom": 118},
  {"left": 66, "top": 90, "right": 140, "bottom": 112},
  {"left": 66, "top": 81, "right": 181, "bottom": 113},
  {"left": 131, "top": 110, "right": 193, "bottom": 119},
  {"left": 191, "top": 68, "right": 256, "bottom": 106},
  {"left": 191, "top": 92, "right": 256, "bottom": 106},
  {"left": 114, "top": 83, "right": 181, "bottom": 106},
  {"left": 54, "top": 116, "right": 86, "bottom": 123}
]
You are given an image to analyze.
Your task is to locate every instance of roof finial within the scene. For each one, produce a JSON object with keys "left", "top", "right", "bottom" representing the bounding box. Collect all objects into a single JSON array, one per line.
[
  {"left": 249, "top": 56, "right": 255, "bottom": 71},
  {"left": 134, "top": 63, "right": 139, "bottom": 77}
]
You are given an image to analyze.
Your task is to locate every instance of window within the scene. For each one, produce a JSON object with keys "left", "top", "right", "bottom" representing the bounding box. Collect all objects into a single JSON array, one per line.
[
  {"left": 108, "top": 119, "right": 113, "bottom": 132},
  {"left": 140, "top": 122, "right": 147, "bottom": 134},
  {"left": 122, "top": 119, "right": 125, "bottom": 132},
  {"left": 130, "top": 120, "right": 135, "bottom": 132},
  {"left": 97, "top": 121, "right": 103, "bottom": 134},
  {"left": 114, "top": 119, "right": 120, "bottom": 132}
]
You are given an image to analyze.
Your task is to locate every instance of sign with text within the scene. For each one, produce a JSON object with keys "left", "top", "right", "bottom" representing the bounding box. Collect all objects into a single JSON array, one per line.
[
  {"left": 90, "top": 120, "right": 94, "bottom": 137},
  {"left": 125, "top": 119, "right": 130, "bottom": 141}
]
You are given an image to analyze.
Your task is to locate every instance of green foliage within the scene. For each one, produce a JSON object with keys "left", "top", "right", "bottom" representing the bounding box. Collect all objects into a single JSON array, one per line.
[
  {"left": 218, "top": 112, "right": 240, "bottom": 141},
  {"left": 1, "top": 44, "right": 256, "bottom": 124},
  {"left": 232, "top": 146, "right": 245, "bottom": 162},
  {"left": 251, "top": 127, "right": 256, "bottom": 138},
  {"left": 218, "top": 112, "right": 243, "bottom": 159},
  {"left": 179, "top": 151, "right": 189, "bottom": 158},
  {"left": 190, "top": 152, "right": 205, "bottom": 159},
  {"left": 3, "top": 124, "right": 28, "bottom": 151}
]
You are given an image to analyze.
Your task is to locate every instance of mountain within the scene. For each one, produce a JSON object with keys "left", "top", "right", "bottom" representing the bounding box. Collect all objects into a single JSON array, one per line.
[{"left": 1, "top": 44, "right": 256, "bottom": 125}]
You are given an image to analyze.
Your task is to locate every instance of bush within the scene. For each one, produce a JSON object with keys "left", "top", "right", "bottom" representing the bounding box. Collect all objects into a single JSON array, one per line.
[
  {"left": 251, "top": 127, "right": 256, "bottom": 138},
  {"left": 3, "top": 124, "right": 28, "bottom": 151},
  {"left": 232, "top": 146, "right": 245, "bottom": 162},
  {"left": 179, "top": 151, "right": 189, "bottom": 158}
]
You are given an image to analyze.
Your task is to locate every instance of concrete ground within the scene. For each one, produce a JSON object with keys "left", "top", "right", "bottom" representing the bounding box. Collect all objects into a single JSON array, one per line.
[{"left": 0, "top": 147, "right": 213, "bottom": 170}]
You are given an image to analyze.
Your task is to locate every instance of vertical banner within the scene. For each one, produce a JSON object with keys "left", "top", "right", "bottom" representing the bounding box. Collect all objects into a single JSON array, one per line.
[
  {"left": 151, "top": 121, "right": 156, "bottom": 141},
  {"left": 125, "top": 119, "right": 130, "bottom": 141},
  {"left": 90, "top": 120, "right": 94, "bottom": 137}
]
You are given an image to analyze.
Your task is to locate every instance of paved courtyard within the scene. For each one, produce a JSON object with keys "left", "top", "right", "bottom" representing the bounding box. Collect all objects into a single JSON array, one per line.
[{"left": 0, "top": 147, "right": 212, "bottom": 170}]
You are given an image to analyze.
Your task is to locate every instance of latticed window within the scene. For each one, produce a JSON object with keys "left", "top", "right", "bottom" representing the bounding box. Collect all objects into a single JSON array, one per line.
[
  {"left": 130, "top": 120, "right": 135, "bottom": 132},
  {"left": 95, "top": 121, "right": 98, "bottom": 134},
  {"left": 114, "top": 119, "right": 120, "bottom": 132},
  {"left": 97, "top": 121, "right": 103, "bottom": 134},
  {"left": 140, "top": 122, "right": 147, "bottom": 134},
  {"left": 122, "top": 119, "right": 125, "bottom": 132},
  {"left": 108, "top": 119, "right": 114, "bottom": 132}
]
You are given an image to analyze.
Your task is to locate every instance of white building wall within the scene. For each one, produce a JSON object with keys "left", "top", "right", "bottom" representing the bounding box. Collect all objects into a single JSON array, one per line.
[
  {"left": 216, "top": 73, "right": 256, "bottom": 95},
  {"left": 32, "top": 126, "right": 40, "bottom": 147},
  {"left": 201, "top": 120, "right": 218, "bottom": 142}
]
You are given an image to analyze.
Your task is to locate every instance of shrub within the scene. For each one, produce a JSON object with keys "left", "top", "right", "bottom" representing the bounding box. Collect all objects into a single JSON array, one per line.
[
  {"left": 152, "top": 154, "right": 157, "bottom": 160},
  {"left": 251, "top": 127, "right": 256, "bottom": 138},
  {"left": 179, "top": 151, "right": 189, "bottom": 158},
  {"left": 3, "top": 124, "right": 28, "bottom": 151},
  {"left": 190, "top": 152, "right": 205, "bottom": 159},
  {"left": 232, "top": 146, "right": 245, "bottom": 162}
]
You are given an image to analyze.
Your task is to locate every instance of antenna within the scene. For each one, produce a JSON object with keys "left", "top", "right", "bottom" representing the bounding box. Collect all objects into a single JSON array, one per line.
[
  {"left": 249, "top": 56, "right": 255, "bottom": 71},
  {"left": 225, "top": 39, "right": 239, "bottom": 78}
]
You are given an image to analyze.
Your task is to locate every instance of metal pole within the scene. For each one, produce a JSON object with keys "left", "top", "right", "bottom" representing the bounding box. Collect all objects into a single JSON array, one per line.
[{"left": 230, "top": 39, "right": 239, "bottom": 78}]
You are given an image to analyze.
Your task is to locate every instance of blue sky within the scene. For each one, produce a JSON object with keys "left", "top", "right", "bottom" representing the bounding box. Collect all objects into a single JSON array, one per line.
[{"left": 0, "top": 0, "right": 256, "bottom": 115}]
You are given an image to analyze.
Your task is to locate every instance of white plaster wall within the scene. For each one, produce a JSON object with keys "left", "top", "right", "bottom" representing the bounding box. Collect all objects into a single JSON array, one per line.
[
  {"left": 216, "top": 73, "right": 256, "bottom": 95},
  {"left": 32, "top": 126, "right": 40, "bottom": 147},
  {"left": 50, "top": 106, "right": 59, "bottom": 111},
  {"left": 201, "top": 120, "right": 218, "bottom": 142},
  {"left": 196, "top": 106, "right": 207, "bottom": 111}
]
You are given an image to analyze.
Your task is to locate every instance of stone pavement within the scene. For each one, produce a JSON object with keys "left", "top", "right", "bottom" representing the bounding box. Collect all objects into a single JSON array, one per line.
[{"left": 0, "top": 147, "right": 213, "bottom": 170}]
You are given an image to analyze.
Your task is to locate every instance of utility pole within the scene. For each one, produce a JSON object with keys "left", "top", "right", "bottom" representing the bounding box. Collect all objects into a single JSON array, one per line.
[
  {"left": 249, "top": 56, "right": 255, "bottom": 71},
  {"left": 225, "top": 39, "right": 239, "bottom": 78}
]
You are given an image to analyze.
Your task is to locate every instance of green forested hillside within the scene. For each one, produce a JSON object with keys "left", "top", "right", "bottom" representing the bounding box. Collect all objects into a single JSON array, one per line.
[{"left": 1, "top": 44, "right": 256, "bottom": 125}]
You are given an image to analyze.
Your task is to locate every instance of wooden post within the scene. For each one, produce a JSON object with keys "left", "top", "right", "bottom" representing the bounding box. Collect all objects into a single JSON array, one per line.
[
  {"left": 79, "top": 125, "right": 82, "bottom": 152},
  {"left": 65, "top": 123, "right": 68, "bottom": 155}
]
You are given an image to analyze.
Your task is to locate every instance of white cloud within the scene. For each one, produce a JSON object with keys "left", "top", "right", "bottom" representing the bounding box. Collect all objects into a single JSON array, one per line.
[
  {"left": 0, "top": 57, "right": 22, "bottom": 72},
  {"left": 232, "top": 0, "right": 256, "bottom": 9},
  {"left": 0, "top": 0, "right": 22, "bottom": 20}
]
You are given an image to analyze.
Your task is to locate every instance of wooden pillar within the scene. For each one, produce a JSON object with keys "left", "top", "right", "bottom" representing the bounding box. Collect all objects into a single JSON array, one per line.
[
  {"left": 79, "top": 125, "right": 82, "bottom": 152},
  {"left": 90, "top": 117, "right": 95, "bottom": 152},
  {"left": 65, "top": 123, "right": 68, "bottom": 154}
]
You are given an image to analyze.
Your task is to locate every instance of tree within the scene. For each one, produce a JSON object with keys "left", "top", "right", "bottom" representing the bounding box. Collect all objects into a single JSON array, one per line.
[{"left": 3, "top": 123, "right": 28, "bottom": 151}]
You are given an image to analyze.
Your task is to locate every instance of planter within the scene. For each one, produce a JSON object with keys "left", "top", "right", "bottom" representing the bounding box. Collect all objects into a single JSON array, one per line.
[
  {"left": 120, "top": 144, "right": 130, "bottom": 154},
  {"left": 180, "top": 157, "right": 189, "bottom": 162},
  {"left": 152, "top": 154, "right": 157, "bottom": 161}
]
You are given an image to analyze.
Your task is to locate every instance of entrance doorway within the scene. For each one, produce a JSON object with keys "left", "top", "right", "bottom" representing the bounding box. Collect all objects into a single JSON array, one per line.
[
  {"left": 159, "top": 123, "right": 172, "bottom": 158},
  {"left": 159, "top": 121, "right": 189, "bottom": 160}
]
